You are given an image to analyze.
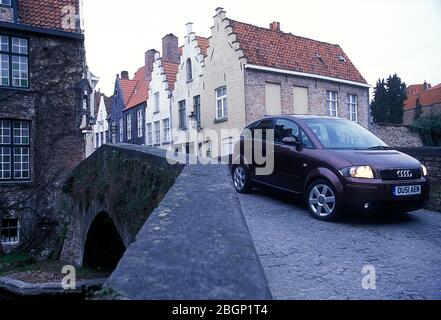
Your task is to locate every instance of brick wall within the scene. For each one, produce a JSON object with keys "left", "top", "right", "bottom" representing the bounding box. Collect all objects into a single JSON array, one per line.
[
  {"left": 244, "top": 68, "right": 370, "bottom": 128},
  {"left": 371, "top": 124, "right": 423, "bottom": 147}
]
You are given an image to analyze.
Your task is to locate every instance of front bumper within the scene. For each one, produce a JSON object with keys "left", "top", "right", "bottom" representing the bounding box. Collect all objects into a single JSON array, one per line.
[{"left": 342, "top": 177, "right": 430, "bottom": 212}]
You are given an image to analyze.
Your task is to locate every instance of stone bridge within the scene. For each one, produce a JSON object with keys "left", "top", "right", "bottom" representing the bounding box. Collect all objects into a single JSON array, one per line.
[{"left": 60, "top": 144, "right": 271, "bottom": 300}]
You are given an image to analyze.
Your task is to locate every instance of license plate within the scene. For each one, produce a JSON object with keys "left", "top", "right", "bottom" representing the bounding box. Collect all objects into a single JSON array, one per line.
[{"left": 394, "top": 185, "right": 421, "bottom": 196}]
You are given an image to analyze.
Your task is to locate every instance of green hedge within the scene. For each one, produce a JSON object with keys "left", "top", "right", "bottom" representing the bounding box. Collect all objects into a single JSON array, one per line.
[{"left": 411, "top": 114, "right": 441, "bottom": 147}]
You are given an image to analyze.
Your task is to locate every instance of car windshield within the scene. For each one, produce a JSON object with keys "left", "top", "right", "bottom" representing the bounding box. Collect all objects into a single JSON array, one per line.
[{"left": 304, "top": 119, "right": 389, "bottom": 150}]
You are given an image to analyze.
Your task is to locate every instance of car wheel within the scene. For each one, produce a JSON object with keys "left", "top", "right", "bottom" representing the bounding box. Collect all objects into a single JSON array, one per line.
[
  {"left": 306, "top": 180, "right": 340, "bottom": 221},
  {"left": 232, "top": 165, "right": 251, "bottom": 194}
]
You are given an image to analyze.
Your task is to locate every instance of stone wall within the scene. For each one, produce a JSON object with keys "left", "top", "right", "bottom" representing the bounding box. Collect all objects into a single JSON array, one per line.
[
  {"left": 103, "top": 145, "right": 271, "bottom": 300},
  {"left": 371, "top": 124, "right": 423, "bottom": 147},
  {"left": 0, "top": 30, "right": 86, "bottom": 258},
  {"left": 397, "top": 147, "right": 441, "bottom": 212},
  {"left": 60, "top": 144, "right": 183, "bottom": 265}
]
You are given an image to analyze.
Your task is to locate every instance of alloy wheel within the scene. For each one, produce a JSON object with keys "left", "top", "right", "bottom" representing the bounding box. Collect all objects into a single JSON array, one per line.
[
  {"left": 233, "top": 166, "right": 246, "bottom": 191},
  {"left": 308, "top": 184, "right": 336, "bottom": 217}
]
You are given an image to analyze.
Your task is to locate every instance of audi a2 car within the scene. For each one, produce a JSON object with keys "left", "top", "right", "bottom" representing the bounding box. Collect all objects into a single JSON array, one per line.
[{"left": 232, "top": 115, "right": 430, "bottom": 221}]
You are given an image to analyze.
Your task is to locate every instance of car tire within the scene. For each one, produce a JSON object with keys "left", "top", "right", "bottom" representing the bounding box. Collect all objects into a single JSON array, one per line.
[
  {"left": 306, "top": 179, "right": 340, "bottom": 221},
  {"left": 232, "top": 165, "right": 252, "bottom": 194}
]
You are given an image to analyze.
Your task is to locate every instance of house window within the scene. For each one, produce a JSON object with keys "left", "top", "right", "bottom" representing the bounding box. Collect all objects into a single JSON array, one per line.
[
  {"left": 186, "top": 58, "right": 193, "bottom": 82},
  {"left": 95, "top": 133, "right": 99, "bottom": 149},
  {"left": 146, "top": 123, "right": 153, "bottom": 145},
  {"left": 126, "top": 114, "right": 132, "bottom": 140},
  {"left": 1, "top": 218, "right": 19, "bottom": 245},
  {"left": 154, "top": 121, "right": 161, "bottom": 145},
  {"left": 326, "top": 91, "right": 338, "bottom": 117},
  {"left": 154, "top": 92, "right": 160, "bottom": 113},
  {"left": 0, "top": 120, "right": 30, "bottom": 181},
  {"left": 163, "top": 118, "right": 170, "bottom": 143},
  {"left": 100, "top": 132, "right": 104, "bottom": 146},
  {"left": 178, "top": 100, "right": 186, "bottom": 129},
  {"left": 137, "top": 109, "right": 144, "bottom": 138},
  {"left": 222, "top": 137, "right": 234, "bottom": 156},
  {"left": 347, "top": 94, "right": 358, "bottom": 122},
  {"left": 119, "top": 118, "right": 123, "bottom": 142},
  {"left": 0, "top": 35, "right": 29, "bottom": 88},
  {"left": 193, "top": 95, "right": 201, "bottom": 128},
  {"left": 216, "top": 86, "right": 227, "bottom": 119},
  {"left": 0, "top": 0, "right": 12, "bottom": 5}
]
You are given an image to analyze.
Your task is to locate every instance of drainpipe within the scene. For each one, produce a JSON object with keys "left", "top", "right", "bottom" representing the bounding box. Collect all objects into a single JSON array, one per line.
[{"left": 168, "top": 91, "right": 173, "bottom": 147}]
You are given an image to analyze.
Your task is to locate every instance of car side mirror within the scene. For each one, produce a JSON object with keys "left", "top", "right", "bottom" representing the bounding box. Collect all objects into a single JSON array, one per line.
[{"left": 282, "top": 136, "right": 301, "bottom": 148}]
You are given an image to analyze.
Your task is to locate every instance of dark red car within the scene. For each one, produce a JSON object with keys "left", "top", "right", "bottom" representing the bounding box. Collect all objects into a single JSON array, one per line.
[{"left": 232, "top": 115, "right": 430, "bottom": 221}]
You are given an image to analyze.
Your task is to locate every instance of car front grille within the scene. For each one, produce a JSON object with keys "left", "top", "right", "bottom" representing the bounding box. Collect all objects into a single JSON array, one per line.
[{"left": 380, "top": 169, "right": 422, "bottom": 181}]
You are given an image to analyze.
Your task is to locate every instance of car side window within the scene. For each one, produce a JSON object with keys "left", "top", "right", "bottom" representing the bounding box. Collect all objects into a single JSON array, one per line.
[
  {"left": 301, "top": 130, "right": 314, "bottom": 149},
  {"left": 253, "top": 119, "right": 274, "bottom": 141},
  {"left": 274, "top": 119, "right": 300, "bottom": 143}
]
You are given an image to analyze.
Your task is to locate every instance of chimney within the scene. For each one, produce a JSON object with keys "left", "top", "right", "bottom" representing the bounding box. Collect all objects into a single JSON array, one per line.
[
  {"left": 270, "top": 21, "right": 281, "bottom": 31},
  {"left": 145, "top": 49, "right": 158, "bottom": 81},
  {"left": 121, "top": 71, "right": 129, "bottom": 79},
  {"left": 423, "top": 81, "right": 431, "bottom": 91},
  {"left": 162, "top": 33, "right": 179, "bottom": 64},
  {"left": 186, "top": 22, "right": 194, "bottom": 36}
]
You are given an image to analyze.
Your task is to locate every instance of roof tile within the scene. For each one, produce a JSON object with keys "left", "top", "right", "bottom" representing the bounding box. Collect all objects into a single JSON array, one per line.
[
  {"left": 18, "top": 0, "right": 80, "bottom": 33},
  {"left": 229, "top": 20, "right": 367, "bottom": 84}
]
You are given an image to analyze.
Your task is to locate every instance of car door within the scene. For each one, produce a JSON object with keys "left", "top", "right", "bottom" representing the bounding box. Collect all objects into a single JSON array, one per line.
[
  {"left": 273, "top": 118, "right": 304, "bottom": 192},
  {"left": 251, "top": 118, "right": 275, "bottom": 185}
]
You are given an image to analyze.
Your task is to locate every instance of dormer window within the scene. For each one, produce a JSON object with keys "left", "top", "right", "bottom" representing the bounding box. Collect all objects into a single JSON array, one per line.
[
  {"left": 338, "top": 55, "right": 346, "bottom": 63},
  {"left": 186, "top": 58, "right": 193, "bottom": 82}
]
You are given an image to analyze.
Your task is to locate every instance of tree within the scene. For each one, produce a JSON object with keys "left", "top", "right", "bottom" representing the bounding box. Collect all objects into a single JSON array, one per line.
[{"left": 370, "top": 74, "right": 407, "bottom": 124}]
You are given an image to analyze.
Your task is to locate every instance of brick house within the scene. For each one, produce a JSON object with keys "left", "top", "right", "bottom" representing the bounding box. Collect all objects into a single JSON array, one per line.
[
  {"left": 403, "top": 82, "right": 441, "bottom": 125},
  {"left": 110, "top": 69, "right": 149, "bottom": 145},
  {"left": 145, "top": 34, "right": 179, "bottom": 148},
  {"left": 199, "top": 8, "right": 370, "bottom": 157},
  {"left": 0, "top": 0, "right": 87, "bottom": 255},
  {"left": 171, "top": 23, "right": 208, "bottom": 155}
]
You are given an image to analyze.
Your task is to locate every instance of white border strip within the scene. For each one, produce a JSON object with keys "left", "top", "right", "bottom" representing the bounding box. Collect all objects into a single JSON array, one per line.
[{"left": 245, "top": 64, "right": 371, "bottom": 88}]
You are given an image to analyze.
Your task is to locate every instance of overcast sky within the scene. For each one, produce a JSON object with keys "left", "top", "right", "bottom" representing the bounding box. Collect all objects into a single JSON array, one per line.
[{"left": 82, "top": 0, "right": 441, "bottom": 96}]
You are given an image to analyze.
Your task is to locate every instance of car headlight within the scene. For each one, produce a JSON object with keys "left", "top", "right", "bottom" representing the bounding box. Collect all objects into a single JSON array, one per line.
[
  {"left": 339, "top": 166, "right": 374, "bottom": 179},
  {"left": 421, "top": 164, "right": 428, "bottom": 177}
]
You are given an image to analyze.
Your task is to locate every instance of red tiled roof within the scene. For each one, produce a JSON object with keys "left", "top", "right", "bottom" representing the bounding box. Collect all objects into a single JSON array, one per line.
[
  {"left": 405, "top": 83, "right": 441, "bottom": 110},
  {"left": 119, "top": 78, "right": 138, "bottom": 107},
  {"left": 126, "top": 67, "right": 149, "bottom": 110},
  {"left": 406, "top": 84, "right": 426, "bottom": 95},
  {"left": 229, "top": 20, "right": 367, "bottom": 84},
  {"left": 162, "top": 61, "right": 179, "bottom": 91},
  {"left": 18, "top": 0, "right": 80, "bottom": 33},
  {"left": 196, "top": 36, "right": 209, "bottom": 56}
]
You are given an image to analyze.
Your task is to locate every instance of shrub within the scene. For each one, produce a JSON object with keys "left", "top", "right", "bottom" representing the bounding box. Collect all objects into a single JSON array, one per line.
[{"left": 411, "top": 114, "right": 441, "bottom": 146}]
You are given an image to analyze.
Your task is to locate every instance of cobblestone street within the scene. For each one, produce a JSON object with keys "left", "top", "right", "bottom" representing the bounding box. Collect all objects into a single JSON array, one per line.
[{"left": 239, "top": 189, "right": 441, "bottom": 300}]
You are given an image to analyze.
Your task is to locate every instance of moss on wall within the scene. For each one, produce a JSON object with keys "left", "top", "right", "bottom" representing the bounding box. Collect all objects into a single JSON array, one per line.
[{"left": 67, "top": 146, "right": 182, "bottom": 241}]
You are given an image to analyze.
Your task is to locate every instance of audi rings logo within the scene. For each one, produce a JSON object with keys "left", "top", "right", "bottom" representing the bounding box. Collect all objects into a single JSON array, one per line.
[{"left": 397, "top": 170, "right": 413, "bottom": 178}]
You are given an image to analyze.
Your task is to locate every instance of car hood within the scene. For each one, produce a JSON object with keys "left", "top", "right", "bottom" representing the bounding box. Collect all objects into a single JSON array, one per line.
[{"left": 331, "top": 149, "right": 421, "bottom": 169}]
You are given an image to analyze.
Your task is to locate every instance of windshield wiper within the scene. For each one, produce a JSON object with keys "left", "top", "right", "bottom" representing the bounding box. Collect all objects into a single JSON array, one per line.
[{"left": 364, "top": 145, "right": 393, "bottom": 150}]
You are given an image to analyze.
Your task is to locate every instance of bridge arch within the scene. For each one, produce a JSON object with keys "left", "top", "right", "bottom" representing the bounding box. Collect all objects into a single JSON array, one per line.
[{"left": 82, "top": 211, "right": 126, "bottom": 271}]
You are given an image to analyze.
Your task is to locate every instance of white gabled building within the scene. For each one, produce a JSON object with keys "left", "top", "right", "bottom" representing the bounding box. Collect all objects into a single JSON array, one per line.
[
  {"left": 172, "top": 23, "right": 209, "bottom": 155},
  {"left": 145, "top": 34, "right": 179, "bottom": 149},
  {"left": 93, "top": 92, "right": 111, "bottom": 149}
]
